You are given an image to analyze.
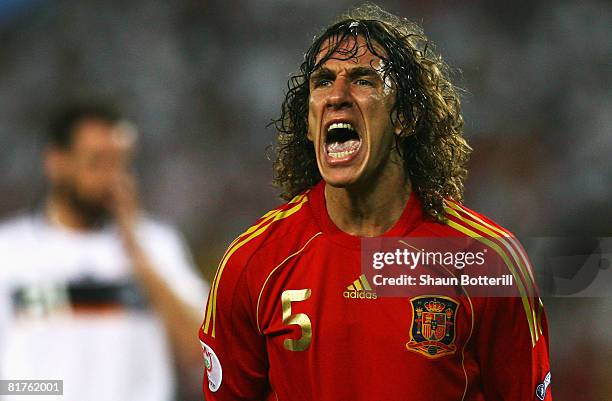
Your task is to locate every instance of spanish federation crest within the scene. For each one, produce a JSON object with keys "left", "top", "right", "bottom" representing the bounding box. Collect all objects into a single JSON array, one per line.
[{"left": 406, "top": 296, "right": 459, "bottom": 358}]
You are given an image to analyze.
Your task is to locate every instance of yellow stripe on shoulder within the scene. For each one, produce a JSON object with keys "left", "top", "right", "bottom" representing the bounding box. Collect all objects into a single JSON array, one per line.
[
  {"left": 446, "top": 200, "right": 537, "bottom": 285},
  {"left": 203, "top": 193, "right": 307, "bottom": 331},
  {"left": 242, "top": 194, "right": 306, "bottom": 238},
  {"left": 445, "top": 200, "right": 543, "bottom": 338},
  {"left": 203, "top": 193, "right": 309, "bottom": 337},
  {"left": 444, "top": 201, "right": 537, "bottom": 296},
  {"left": 443, "top": 201, "right": 539, "bottom": 347}
]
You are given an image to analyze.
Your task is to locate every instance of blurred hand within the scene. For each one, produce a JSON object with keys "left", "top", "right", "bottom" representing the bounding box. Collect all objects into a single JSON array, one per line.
[{"left": 109, "top": 172, "right": 140, "bottom": 248}]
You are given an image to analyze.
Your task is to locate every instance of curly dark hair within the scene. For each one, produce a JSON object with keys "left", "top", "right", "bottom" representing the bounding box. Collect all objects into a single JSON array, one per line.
[{"left": 272, "top": 4, "right": 471, "bottom": 220}]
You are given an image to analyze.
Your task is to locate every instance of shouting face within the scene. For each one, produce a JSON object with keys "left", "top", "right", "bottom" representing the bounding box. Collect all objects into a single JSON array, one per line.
[{"left": 307, "top": 35, "right": 403, "bottom": 190}]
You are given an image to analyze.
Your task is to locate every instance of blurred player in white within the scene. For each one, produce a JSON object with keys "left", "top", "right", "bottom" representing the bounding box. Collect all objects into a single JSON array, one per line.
[{"left": 0, "top": 101, "right": 209, "bottom": 401}]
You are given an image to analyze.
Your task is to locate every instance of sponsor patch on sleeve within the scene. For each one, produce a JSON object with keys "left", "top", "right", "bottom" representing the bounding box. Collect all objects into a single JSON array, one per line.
[{"left": 200, "top": 341, "right": 222, "bottom": 392}]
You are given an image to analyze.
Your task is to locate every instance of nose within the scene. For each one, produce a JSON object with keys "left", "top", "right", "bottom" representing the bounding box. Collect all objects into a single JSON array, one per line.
[{"left": 326, "top": 77, "right": 353, "bottom": 110}]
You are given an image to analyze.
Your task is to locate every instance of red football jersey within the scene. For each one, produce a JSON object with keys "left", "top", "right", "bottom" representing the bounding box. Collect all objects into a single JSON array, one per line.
[{"left": 199, "top": 181, "right": 552, "bottom": 401}]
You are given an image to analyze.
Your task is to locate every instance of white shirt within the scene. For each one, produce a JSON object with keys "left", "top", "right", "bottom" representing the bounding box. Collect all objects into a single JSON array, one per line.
[{"left": 0, "top": 213, "right": 209, "bottom": 401}]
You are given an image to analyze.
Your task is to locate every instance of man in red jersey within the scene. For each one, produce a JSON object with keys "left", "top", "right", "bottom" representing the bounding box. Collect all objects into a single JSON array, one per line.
[{"left": 200, "top": 4, "right": 551, "bottom": 401}]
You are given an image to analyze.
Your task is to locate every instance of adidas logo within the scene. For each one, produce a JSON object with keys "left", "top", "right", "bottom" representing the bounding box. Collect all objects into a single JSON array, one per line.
[{"left": 343, "top": 274, "right": 377, "bottom": 299}]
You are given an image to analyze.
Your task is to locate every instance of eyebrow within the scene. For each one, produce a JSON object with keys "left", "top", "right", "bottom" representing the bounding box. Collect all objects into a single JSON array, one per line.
[{"left": 310, "top": 65, "right": 382, "bottom": 82}]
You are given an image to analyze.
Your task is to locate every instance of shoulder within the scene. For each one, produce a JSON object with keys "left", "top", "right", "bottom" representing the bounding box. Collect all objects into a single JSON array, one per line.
[
  {"left": 134, "top": 213, "right": 200, "bottom": 270},
  {"left": 415, "top": 199, "right": 515, "bottom": 238},
  {"left": 217, "top": 191, "right": 317, "bottom": 274},
  {"left": 440, "top": 200, "right": 547, "bottom": 347},
  {"left": 0, "top": 213, "right": 37, "bottom": 241},
  {"left": 0, "top": 214, "right": 40, "bottom": 280},
  {"left": 0, "top": 213, "right": 34, "bottom": 231},
  {"left": 419, "top": 199, "right": 535, "bottom": 286},
  {"left": 202, "top": 191, "right": 319, "bottom": 337},
  {"left": 438, "top": 199, "right": 528, "bottom": 267},
  {"left": 442, "top": 198, "right": 514, "bottom": 237},
  {"left": 136, "top": 214, "right": 182, "bottom": 239},
  {"left": 136, "top": 213, "right": 184, "bottom": 249}
]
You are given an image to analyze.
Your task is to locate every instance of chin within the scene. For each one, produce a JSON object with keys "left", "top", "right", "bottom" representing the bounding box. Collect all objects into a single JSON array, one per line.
[{"left": 319, "top": 166, "right": 367, "bottom": 189}]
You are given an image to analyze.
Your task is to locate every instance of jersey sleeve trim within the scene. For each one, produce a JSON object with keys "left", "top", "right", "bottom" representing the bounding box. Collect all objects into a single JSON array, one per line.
[
  {"left": 203, "top": 193, "right": 309, "bottom": 338},
  {"left": 255, "top": 231, "right": 322, "bottom": 334},
  {"left": 443, "top": 199, "right": 541, "bottom": 347},
  {"left": 460, "top": 292, "right": 475, "bottom": 401}
]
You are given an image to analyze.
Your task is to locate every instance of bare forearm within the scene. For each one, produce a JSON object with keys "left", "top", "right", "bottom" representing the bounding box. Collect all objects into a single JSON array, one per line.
[
  {"left": 107, "top": 174, "right": 203, "bottom": 386},
  {"left": 126, "top": 240, "right": 203, "bottom": 373}
]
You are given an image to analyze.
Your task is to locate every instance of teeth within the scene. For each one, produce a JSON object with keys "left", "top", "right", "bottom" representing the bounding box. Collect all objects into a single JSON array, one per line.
[
  {"left": 329, "top": 151, "right": 350, "bottom": 158},
  {"left": 328, "top": 148, "right": 358, "bottom": 159},
  {"left": 327, "top": 122, "right": 355, "bottom": 132}
]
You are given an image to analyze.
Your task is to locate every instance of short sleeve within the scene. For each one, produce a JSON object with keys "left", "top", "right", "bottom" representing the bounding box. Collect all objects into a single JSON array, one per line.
[
  {"left": 199, "top": 251, "right": 270, "bottom": 400},
  {"left": 476, "top": 296, "right": 552, "bottom": 400}
]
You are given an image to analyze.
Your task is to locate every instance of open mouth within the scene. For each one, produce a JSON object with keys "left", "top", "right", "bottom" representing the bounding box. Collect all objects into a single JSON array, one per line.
[{"left": 325, "top": 122, "right": 362, "bottom": 162}]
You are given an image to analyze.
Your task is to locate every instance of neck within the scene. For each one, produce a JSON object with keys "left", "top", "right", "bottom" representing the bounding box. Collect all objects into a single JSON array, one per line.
[
  {"left": 325, "top": 170, "right": 411, "bottom": 237},
  {"left": 46, "top": 192, "right": 95, "bottom": 231}
]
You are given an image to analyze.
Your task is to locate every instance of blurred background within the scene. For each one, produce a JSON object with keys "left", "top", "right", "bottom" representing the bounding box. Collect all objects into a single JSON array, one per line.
[{"left": 0, "top": 0, "right": 609, "bottom": 399}]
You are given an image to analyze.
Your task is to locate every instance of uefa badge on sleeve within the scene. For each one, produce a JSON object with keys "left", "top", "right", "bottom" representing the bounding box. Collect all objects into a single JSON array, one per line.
[
  {"left": 200, "top": 341, "right": 222, "bottom": 392},
  {"left": 406, "top": 296, "right": 459, "bottom": 358},
  {"left": 536, "top": 372, "right": 551, "bottom": 400}
]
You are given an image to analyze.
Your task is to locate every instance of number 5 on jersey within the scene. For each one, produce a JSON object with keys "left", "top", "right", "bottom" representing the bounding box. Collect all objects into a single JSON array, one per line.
[{"left": 281, "top": 289, "right": 312, "bottom": 351}]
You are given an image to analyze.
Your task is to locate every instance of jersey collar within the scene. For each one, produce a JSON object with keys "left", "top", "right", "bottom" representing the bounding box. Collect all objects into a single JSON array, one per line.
[{"left": 308, "top": 180, "right": 425, "bottom": 249}]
